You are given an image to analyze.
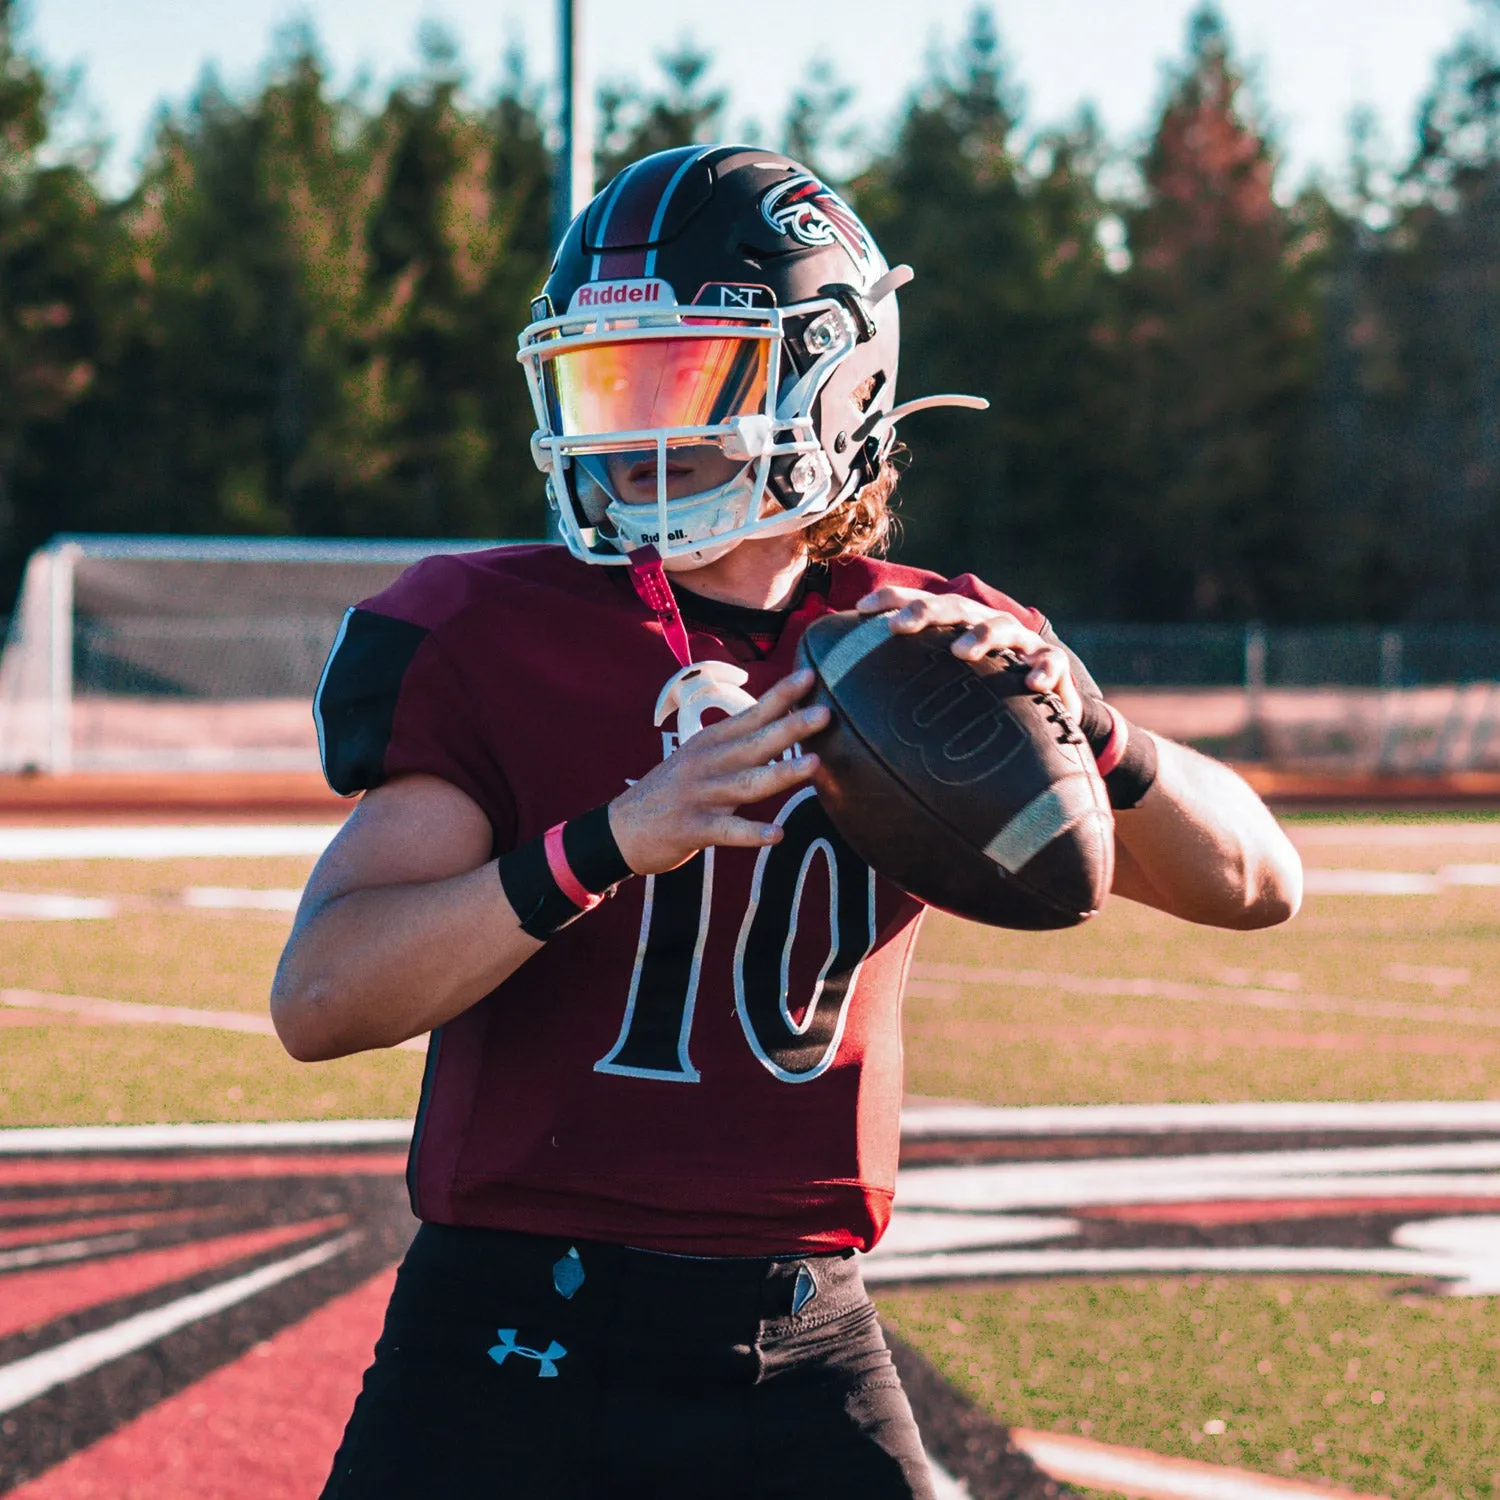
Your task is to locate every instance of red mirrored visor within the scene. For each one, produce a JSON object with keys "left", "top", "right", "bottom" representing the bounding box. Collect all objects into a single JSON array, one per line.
[{"left": 543, "top": 334, "right": 769, "bottom": 437}]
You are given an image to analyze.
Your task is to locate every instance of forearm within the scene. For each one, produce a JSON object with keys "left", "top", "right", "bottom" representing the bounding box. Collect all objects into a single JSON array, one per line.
[
  {"left": 271, "top": 862, "right": 541, "bottom": 1061},
  {"left": 1111, "top": 735, "right": 1303, "bottom": 929}
]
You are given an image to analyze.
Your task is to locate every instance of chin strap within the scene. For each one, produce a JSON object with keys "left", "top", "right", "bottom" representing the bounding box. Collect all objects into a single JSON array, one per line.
[{"left": 627, "top": 545, "right": 693, "bottom": 669}]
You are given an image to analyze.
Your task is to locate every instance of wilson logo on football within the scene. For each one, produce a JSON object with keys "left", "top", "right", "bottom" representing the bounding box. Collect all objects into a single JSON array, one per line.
[
  {"left": 567, "top": 278, "right": 676, "bottom": 312},
  {"left": 759, "top": 175, "right": 878, "bottom": 275}
]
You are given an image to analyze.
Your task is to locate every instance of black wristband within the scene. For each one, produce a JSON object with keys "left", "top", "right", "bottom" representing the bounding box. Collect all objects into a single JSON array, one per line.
[
  {"left": 1076, "top": 695, "right": 1159, "bottom": 810},
  {"left": 1106, "top": 724, "right": 1158, "bottom": 810},
  {"left": 497, "top": 804, "right": 635, "bottom": 942},
  {"left": 497, "top": 837, "right": 582, "bottom": 941},
  {"left": 1075, "top": 695, "right": 1114, "bottom": 758},
  {"left": 561, "top": 803, "right": 634, "bottom": 893}
]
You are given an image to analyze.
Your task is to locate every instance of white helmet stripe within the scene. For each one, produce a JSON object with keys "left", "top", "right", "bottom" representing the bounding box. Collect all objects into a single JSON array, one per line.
[
  {"left": 643, "top": 147, "right": 718, "bottom": 279},
  {"left": 587, "top": 166, "right": 636, "bottom": 280}
]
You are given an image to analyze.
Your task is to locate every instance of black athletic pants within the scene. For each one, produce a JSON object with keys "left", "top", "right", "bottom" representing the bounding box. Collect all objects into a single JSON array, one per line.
[{"left": 320, "top": 1223, "right": 937, "bottom": 1499}]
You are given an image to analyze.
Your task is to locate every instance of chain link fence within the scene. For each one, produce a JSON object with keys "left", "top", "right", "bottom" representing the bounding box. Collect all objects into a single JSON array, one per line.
[
  {"left": 1058, "top": 624, "right": 1500, "bottom": 772},
  {"left": 5, "top": 531, "right": 1500, "bottom": 775},
  {"left": 1059, "top": 624, "right": 1500, "bottom": 690}
]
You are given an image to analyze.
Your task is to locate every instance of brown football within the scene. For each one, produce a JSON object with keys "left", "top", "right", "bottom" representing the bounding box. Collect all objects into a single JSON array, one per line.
[{"left": 795, "top": 610, "right": 1114, "bottom": 929}]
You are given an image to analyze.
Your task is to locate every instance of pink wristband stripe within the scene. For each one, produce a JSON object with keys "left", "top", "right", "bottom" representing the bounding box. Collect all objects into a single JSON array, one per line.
[
  {"left": 1093, "top": 704, "right": 1129, "bottom": 776},
  {"left": 543, "top": 822, "right": 602, "bottom": 912}
]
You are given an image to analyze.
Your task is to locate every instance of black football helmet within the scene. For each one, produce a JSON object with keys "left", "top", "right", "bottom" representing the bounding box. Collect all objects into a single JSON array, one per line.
[{"left": 517, "top": 144, "right": 985, "bottom": 570}]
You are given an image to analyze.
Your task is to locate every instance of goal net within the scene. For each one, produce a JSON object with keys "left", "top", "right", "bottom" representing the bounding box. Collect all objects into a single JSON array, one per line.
[{"left": 0, "top": 535, "right": 517, "bottom": 773}]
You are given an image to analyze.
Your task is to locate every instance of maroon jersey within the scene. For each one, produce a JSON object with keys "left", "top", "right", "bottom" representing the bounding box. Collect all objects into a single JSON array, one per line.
[{"left": 315, "top": 544, "right": 1043, "bottom": 1255}]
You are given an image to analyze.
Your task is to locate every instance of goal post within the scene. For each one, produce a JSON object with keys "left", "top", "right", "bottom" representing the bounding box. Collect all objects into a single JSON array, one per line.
[{"left": 0, "top": 534, "right": 521, "bottom": 774}]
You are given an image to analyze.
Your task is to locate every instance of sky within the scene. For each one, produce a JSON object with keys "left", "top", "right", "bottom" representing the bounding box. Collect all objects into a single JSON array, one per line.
[{"left": 22, "top": 0, "right": 1486, "bottom": 197}]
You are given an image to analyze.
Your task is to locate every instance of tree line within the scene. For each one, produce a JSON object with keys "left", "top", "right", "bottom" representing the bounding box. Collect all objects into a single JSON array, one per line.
[{"left": 3, "top": 0, "right": 1500, "bottom": 623}]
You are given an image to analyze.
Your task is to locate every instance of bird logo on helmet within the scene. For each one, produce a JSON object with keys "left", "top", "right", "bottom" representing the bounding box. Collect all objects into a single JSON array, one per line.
[
  {"left": 517, "top": 144, "right": 987, "bottom": 572},
  {"left": 759, "top": 174, "right": 879, "bottom": 278}
]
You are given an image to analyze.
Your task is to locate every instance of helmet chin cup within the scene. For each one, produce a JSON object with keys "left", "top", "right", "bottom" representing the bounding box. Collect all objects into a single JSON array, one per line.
[
  {"left": 606, "top": 466, "right": 761, "bottom": 567},
  {"left": 659, "top": 539, "right": 742, "bottom": 572}
]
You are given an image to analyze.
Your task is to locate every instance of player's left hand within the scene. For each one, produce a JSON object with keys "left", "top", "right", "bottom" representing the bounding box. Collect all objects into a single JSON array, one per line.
[{"left": 855, "top": 586, "right": 1083, "bottom": 722}]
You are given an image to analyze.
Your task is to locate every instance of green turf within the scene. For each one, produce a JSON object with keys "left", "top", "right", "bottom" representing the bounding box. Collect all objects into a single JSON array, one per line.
[
  {"left": 879, "top": 1278, "right": 1500, "bottom": 1499},
  {"left": 0, "top": 855, "right": 314, "bottom": 1012},
  {"left": 0, "top": 854, "right": 429, "bottom": 1127},
  {"left": 0, "top": 910, "right": 296, "bottom": 1014},
  {"left": 0, "top": 856, "right": 318, "bottom": 897},
  {"left": 0, "top": 1021, "right": 425, "bottom": 1126},
  {"left": 906, "top": 895, "right": 1500, "bottom": 1105}
]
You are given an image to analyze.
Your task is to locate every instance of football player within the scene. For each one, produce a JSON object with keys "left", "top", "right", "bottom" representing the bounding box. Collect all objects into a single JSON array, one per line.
[{"left": 274, "top": 145, "right": 1302, "bottom": 1500}]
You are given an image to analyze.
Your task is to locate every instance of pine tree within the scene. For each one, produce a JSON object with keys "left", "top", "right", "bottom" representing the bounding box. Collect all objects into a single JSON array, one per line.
[
  {"left": 1112, "top": 5, "right": 1320, "bottom": 620},
  {"left": 780, "top": 59, "right": 858, "bottom": 181},
  {"left": 0, "top": 0, "right": 112, "bottom": 589},
  {"left": 58, "top": 29, "right": 554, "bottom": 546},
  {"left": 595, "top": 42, "right": 726, "bottom": 182},
  {"left": 1343, "top": 8, "right": 1500, "bottom": 619},
  {"left": 853, "top": 9, "right": 1119, "bottom": 614}
]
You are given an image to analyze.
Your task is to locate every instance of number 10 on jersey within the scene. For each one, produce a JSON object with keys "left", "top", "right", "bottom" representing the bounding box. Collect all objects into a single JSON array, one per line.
[{"left": 594, "top": 788, "right": 878, "bottom": 1085}]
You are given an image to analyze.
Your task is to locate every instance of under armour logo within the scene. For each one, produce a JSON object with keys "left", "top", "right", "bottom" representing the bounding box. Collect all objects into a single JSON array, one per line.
[{"left": 488, "top": 1328, "right": 567, "bottom": 1378}]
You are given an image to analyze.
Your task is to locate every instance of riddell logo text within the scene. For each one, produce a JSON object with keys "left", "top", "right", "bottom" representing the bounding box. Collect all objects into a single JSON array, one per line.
[{"left": 568, "top": 279, "right": 674, "bottom": 311}]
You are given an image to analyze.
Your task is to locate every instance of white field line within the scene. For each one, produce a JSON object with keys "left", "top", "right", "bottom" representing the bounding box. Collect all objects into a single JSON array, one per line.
[
  {"left": 0, "top": 826, "right": 341, "bottom": 861},
  {"left": 1, "top": 988, "right": 279, "bottom": 1037},
  {"left": 1291, "top": 823, "right": 1500, "bottom": 847},
  {"left": 8, "top": 1103, "right": 1500, "bottom": 1156},
  {"left": 1302, "top": 870, "right": 1442, "bottom": 895},
  {"left": 897, "top": 1137, "right": 1500, "bottom": 1212},
  {"left": 878, "top": 1213, "right": 1080, "bottom": 1258},
  {"left": 0, "top": 988, "right": 428, "bottom": 1053},
  {"left": 0, "top": 1231, "right": 359, "bottom": 1415},
  {"left": 862, "top": 1244, "right": 1444, "bottom": 1285},
  {"left": 0, "top": 1119, "right": 414, "bottom": 1153},
  {"left": 1009, "top": 1427, "right": 1387, "bottom": 1500},
  {"left": 900, "top": 1099, "right": 1500, "bottom": 1136},
  {"left": 0, "top": 1231, "right": 138, "bottom": 1272},
  {"left": 0, "top": 892, "right": 117, "bottom": 920},
  {"left": 864, "top": 1211, "right": 1500, "bottom": 1291},
  {"left": 182, "top": 886, "right": 302, "bottom": 912},
  {"left": 907, "top": 961, "right": 1500, "bottom": 1030},
  {"left": 0, "top": 887, "right": 302, "bottom": 922},
  {"left": 1300, "top": 865, "right": 1500, "bottom": 893}
]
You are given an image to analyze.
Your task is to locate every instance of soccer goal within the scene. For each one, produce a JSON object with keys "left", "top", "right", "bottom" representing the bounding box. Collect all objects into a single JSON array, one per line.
[{"left": 0, "top": 535, "right": 517, "bottom": 774}]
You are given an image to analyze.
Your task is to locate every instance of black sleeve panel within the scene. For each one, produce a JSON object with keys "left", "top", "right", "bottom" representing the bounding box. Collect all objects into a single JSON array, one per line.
[
  {"left": 315, "top": 608, "right": 431, "bottom": 796},
  {"left": 1038, "top": 619, "right": 1104, "bottom": 702}
]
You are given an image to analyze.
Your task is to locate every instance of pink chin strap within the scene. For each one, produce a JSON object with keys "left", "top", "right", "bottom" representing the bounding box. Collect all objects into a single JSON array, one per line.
[{"left": 627, "top": 545, "right": 693, "bottom": 669}]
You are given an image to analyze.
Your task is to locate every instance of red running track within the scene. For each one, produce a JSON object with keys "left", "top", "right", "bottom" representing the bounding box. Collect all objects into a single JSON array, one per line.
[
  {"left": 0, "top": 1218, "right": 347, "bottom": 1341},
  {"left": 8, "top": 1268, "right": 395, "bottom": 1499}
]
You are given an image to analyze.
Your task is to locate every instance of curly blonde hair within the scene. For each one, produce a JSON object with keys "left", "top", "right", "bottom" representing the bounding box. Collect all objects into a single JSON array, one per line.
[
  {"left": 799, "top": 457, "right": 902, "bottom": 562},
  {"left": 798, "top": 373, "right": 903, "bottom": 562}
]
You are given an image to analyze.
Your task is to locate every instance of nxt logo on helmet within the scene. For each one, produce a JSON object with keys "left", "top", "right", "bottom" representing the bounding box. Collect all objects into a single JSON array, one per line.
[
  {"left": 693, "top": 282, "right": 777, "bottom": 310},
  {"left": 760, "top": 175, "right": 879, "bottom": 275},
  {"left": 568, "top": 278, "right": 675, "bottom": 312}
]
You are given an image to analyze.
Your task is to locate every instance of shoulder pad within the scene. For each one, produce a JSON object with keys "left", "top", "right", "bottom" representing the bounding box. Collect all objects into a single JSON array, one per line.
[{"left": 314, "top": 608, "right": 430, "bottom": 796}]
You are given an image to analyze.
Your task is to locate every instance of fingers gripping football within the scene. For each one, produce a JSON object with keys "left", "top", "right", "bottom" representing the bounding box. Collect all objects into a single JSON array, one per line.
[
  {"left": 609, "top": 669, "right": 829, "bottom": 875},
  {"left": 857, "top": 586, "right": 1083, "bottom": 721}
]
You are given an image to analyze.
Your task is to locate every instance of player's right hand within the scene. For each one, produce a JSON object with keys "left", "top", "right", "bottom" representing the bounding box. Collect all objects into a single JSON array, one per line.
[{"left": 608, "top": 668, "right": 829, "bottom": 875}]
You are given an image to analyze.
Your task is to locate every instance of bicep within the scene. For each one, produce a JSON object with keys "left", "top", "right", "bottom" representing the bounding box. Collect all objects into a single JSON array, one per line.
[{"left": 301, "top": 774, "right": 495, "bottom": 914}]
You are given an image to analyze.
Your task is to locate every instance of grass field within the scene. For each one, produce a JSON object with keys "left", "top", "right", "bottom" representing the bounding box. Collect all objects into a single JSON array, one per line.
[
  {"left": 0, "top": 854, "right": 427, "bottom": 1125},
  {"left": 880, "top": 1278, "right": 1500, "bottom": 1498},
  {"left": 3, "top": 817, "right": 1500, "bottom": 1495}
]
